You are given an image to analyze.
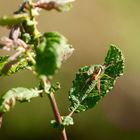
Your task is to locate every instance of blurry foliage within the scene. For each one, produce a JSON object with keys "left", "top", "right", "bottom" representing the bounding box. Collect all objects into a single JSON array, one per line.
[{"left": 0, "top": 0, "right": 140, "bottom": 140}]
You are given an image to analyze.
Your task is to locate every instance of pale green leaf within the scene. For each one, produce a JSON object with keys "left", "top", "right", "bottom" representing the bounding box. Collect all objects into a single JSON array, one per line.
[
  {"left": 62, "top": 116, "right": 74, "bottom": 126},
  {"left": 0, "top": 87, "right": 42, "bottom": 113}
]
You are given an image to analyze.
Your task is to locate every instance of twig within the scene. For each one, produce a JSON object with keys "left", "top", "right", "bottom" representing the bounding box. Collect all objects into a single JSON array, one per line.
[
  {"left": 41, "top": 77, "right": 68, "bottom": 140},
  {"left": 48, "top": 92, "right": 68, "bottom": 140}
]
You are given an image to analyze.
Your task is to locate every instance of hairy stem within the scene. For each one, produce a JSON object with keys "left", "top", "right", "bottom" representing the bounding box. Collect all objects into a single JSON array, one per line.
[{"left": 48, "top": 92, "right": 68, "bottom": 140}]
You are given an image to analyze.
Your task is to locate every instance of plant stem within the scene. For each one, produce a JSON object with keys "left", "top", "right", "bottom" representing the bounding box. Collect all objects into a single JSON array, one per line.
[
  {"left": 0, "top": 113, "right": 3, "bottom": 128},
  {"left": 41, "top": 75, "right": 68, "bottom": 140},
  {"left": 48, "top": 92, "right": 68, "bottom": 140}
]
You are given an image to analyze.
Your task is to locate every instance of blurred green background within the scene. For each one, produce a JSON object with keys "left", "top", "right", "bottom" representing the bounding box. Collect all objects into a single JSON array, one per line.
[{"left": 0, "top": 0, "right": 140, "bottom": 140}]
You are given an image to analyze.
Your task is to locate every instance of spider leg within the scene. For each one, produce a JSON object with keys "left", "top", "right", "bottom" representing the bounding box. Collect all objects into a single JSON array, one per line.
[
  {"left": 97, "top": 79, "right": 100, "bottom": 96},
  {"left": 103, "top": 74, "right": 114, "bottom": 79}
]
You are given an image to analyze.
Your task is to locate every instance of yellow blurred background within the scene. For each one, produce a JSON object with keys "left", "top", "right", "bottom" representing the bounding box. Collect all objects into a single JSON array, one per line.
[{"left": 0, "top": 0, "right": 140, "bottom": 140}]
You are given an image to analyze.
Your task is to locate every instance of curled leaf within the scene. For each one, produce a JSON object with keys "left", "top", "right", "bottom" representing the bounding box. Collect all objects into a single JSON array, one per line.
[
  {"left": 50, "top": 116, "right": 74, "bottom": 128},
  {"left": 0, "top": 87, "right": 43, "bottom": 113},
  {"left": 50, "top": 82, "right": 61, "bottom": 92},
  {"left": 37, "top": 0, "right": 75, "bottom": 5},
  {"left": 35, "top": 32, "right": 74, "bottom": 78},
  {"left": 35, "top": 0, "right": 74, "bottom": 12},
  {"left": 0, "top": 14, "right": 28, "bottom": 26},
  {"left": 62, "top": 116, "right": 74, "bottom": 126}
]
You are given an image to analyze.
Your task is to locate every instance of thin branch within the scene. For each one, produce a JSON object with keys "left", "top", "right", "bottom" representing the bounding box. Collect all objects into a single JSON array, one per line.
[
  {"left": 48, "top": 92, "right": 68, "bottom": 140},
  {"left": 41, "top": 77, "right": 68, "bottom": 140}
]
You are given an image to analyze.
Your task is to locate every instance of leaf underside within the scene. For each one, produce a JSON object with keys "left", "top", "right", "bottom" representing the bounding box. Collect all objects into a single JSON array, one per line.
[{"left": 0, "top": 87, "right": 42, "bottom": 113}]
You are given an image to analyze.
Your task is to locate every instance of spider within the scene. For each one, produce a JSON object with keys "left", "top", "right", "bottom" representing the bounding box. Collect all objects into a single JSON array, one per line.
[{"left": 81, "top": 64, "right": 113, "bottom": 96}]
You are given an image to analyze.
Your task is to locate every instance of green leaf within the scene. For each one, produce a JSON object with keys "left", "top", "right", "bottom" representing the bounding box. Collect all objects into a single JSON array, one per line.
[
  {"left": 0, "top": 14, "right": 28, "bottom": 26},
  {"left": 50, "top": 120, "right": 59, "bottom": 128},
  {"left": 0, "top": 57, "right": 29, "bottom": 76},
  {"left": 50, "top": 82, "right": 61, "bottom": 93},
  {"left": 0, "top": 87, "right": 42, "bottom": 113},
  {"left": 104, "top": 44, "right": 125, "bottom": 78},
  {"left": 0, "top": 56, "right": 9, "bottom": 75},
  {"left": 35, "top": 32, "right": 74, "bottom": 78},
  {"left": 22, "top": 19, "right": 41, "bottom": 38},
  {"left": 7, "top": 58, "right": 29, "bottom": 75},
  {"left": 62, "top": 116, "right": 74, "bottom": 126},
  {"left": 69, "top": 45, "right": 125, "bottom": 113},
  {"left": 21, "top": 33, "right": 31, "bottom": 44},
  {"left": 50, "top": 116, "right": 74, "bottom": 129}
]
